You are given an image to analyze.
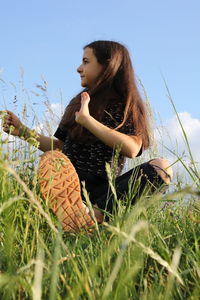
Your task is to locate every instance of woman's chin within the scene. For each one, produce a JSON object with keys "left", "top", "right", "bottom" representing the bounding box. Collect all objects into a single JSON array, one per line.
[{"left": 81, "top": 81, "right": 87, "bottom": 87}]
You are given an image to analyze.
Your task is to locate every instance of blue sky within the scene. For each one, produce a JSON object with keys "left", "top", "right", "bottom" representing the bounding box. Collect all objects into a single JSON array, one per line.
[{"left": 1, "top": 0, "right": 199, "bottom": 120}]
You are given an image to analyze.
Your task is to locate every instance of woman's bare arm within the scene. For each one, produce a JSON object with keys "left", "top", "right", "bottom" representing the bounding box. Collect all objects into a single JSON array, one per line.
[
  {"left": 75, "top": 93, "right": 142, "bottom": 158},
  {"left": 2, "top": 110, "right": 64, "bottom": 152}
]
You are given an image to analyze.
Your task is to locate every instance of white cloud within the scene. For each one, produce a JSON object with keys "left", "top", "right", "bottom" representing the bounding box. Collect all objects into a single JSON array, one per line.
[{"left": 155, "top": 112, "right": 200, "bottom": 182}]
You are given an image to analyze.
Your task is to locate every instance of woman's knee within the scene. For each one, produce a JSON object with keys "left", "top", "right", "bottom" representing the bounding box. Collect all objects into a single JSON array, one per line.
[{"left": 148, "top": 158, "right": 173, "bottom": 184}]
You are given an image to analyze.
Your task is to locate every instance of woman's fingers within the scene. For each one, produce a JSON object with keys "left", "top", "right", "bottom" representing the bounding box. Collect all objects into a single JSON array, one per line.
[
  {"left": 3, "top": 112, "right": 12, "bottom": 127},
  {"left": 81, "top": 92, "right": 90, "bottom": 103},
  {"left": 80, "top": 92, "right": 90, "bottom": 112},
  {"left": 2, "top": 116, "right": 11, "bottom": 132},
  {"left": 1, "top": 110, "right": 22, "bottom": 136},
  {"left": 2, "top": 117, "right": 11, "bottom": 132},
  {"left": 75, "top": 92, "right": 91, "bottom": 125}
]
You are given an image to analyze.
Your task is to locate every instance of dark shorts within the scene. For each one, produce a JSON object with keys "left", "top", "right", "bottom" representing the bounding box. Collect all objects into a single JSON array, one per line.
[{"left": 78, "top": 161, "right": 167, "bottom": 214}]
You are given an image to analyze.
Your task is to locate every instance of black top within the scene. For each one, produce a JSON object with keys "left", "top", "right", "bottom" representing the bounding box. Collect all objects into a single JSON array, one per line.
[{"left": 54, "top": 102, "right": 142, "bottom": 179}]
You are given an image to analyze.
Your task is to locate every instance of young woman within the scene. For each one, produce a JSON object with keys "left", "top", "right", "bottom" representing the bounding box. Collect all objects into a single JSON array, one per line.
[{"left": 3, "top": 40, "right": 173, "bottom": 232}]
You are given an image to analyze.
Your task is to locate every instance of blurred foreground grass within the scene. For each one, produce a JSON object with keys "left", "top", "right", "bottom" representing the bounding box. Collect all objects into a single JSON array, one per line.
[{"left": 0, "top": 128, "right": 200, "bottom": 300}]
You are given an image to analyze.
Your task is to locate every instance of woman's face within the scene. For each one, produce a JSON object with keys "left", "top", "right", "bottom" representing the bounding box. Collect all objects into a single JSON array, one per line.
[{"left": 77, "top": 47, "right": 104, "bottom": 89}]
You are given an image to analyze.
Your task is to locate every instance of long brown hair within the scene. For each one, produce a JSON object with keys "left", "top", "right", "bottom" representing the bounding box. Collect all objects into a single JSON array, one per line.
[{"left": 60, "top": 40, "right": 151, "bottom": 149}]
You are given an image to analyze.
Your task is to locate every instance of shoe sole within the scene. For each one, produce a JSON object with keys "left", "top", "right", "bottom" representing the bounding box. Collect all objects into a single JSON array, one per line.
[{"left": 38, "top": 150, "right": 94, "bottom": 232}]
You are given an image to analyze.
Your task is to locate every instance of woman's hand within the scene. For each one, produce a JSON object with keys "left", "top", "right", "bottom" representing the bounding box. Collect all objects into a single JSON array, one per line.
[
  {"left": 2, "top": 110, "right": 23, "bottom": 136},
  {"left": 75, "top": 92, "right": 91, "bottom": 126}
]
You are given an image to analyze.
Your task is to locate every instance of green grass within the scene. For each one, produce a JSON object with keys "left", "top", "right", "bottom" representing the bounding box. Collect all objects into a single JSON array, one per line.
[
  {"left": 0, "top": 80, "right": 200, "bottom": 299},
  {"left": 0, "top": 138, "right": 200, "bottom": 300}
]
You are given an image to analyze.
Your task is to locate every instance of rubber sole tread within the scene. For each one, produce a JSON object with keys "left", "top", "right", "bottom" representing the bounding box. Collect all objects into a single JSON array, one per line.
[{"left": 38, "top": 150, "right": 94, "bottom": 232}]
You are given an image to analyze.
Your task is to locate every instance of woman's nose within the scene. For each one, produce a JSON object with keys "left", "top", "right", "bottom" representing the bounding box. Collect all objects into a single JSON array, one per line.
[{"left": 77, "top": 64, "right": 82, "bottom": 73}]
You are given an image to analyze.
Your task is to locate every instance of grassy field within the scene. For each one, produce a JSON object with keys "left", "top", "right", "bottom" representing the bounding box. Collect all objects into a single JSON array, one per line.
[{"left": 0, "top": 86, "right": 200, "bottom": 299}]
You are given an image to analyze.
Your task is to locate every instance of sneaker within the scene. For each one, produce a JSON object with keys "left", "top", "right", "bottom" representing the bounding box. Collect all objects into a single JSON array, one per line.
[{"left": 38, "top": 150, "right": 94, "bottom": 232}]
